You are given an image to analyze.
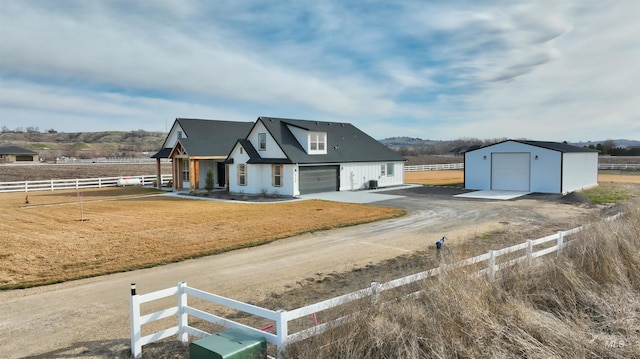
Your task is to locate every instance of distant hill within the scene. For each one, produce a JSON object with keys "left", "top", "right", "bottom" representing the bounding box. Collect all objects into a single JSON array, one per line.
[
  {"left": 379, "top": 137, "right": 448, "bottom": 147},
  {"left": 571, "top": 139, "right": 640, "bottom": 148},
  {"left": 2, "top": 130, "right": 637, "bottom": 162},
  {"left": 0, "top": 130, "right": 166, "bottom": 161}
]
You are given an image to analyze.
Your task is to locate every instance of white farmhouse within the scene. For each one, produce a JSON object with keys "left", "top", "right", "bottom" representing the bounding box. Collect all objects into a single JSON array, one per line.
[
  {"left": 464, "top": 140, "right": 599, "bottom": 194},
  {"left": 227, "top": 117, "right": 406, "bottom": 196}
]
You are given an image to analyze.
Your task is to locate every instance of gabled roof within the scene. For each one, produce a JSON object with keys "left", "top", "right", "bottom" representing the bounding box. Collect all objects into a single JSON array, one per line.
[
  {"left": 467, "top": 139, "right": 599, "bottom": 154},
  {"left": 256, "top": 116, "right": 405, "bottom": 164},
  {"left": 152, "top": 118, "right": 254, "bottom": 158},
  {"left": 234, "top": 139, "right": 292, "bottom": 164},
  {"left": 0, "top": 146, "right": 37, "bottom": 155}
]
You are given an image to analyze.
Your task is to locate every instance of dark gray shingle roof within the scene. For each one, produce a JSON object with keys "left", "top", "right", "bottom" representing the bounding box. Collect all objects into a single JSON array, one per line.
[
  {"left": 0, "top": 146, "right": 37, "bottom": 155},
  {"left": 152, "top": 118, "right": 254, "bottom": 158},
  {"left": 236, "top": 139, "right": 292, "bottom": 164},
  {"left": 257, "top": 116, "right": 405, "bottom": 164}
]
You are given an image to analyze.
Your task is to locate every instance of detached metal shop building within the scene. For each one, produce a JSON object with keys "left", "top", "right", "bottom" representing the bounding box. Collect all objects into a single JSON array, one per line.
[{"left": 464, "top": 140, "right": 599, "bottom": 194}]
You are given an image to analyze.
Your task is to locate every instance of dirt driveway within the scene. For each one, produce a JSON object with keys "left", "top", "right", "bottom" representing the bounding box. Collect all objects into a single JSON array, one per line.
[{"left": 0, "top": 186, "right": 603, "bottom": 358}]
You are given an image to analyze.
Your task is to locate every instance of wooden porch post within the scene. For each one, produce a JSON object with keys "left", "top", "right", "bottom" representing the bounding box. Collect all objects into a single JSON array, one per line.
[
  {"left": 156, "top": 158, "right": 162, "bottom": 189},
  {"left": 189, "top": 159, "right": 197, "bottom": 191}
]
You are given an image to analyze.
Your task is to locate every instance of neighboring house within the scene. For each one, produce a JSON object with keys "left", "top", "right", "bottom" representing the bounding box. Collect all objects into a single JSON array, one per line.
[
  {"left": 226, "top": 116, "right": 406, "bottom": 196},
  {"left": 0, "top": 146, "right": 39, "bottom": 163},
  {"left": 464, "top": 140, "right": 599, "bottom": 194},
  {"left": 151, "top": 118, "right": 254, "bottom": 191}
]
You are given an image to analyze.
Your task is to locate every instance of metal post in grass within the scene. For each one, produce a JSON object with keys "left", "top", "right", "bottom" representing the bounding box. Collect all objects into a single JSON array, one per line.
[
  {"left": 130, "top": 283, "right": 142, "bottom": 358},
  {"left": 77, "top": 190, "right": 84, "bottom": 221}
]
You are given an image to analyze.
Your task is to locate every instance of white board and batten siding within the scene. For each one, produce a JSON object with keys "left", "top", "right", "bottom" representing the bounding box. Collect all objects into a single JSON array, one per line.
[
  {"left": 340, "top": 162, "right": 404, "bottom": 192},
  {"left": 562, "top": 152, "right": 598, "bottom": 193},
  {"left": 247, "top": 121, "right": 288, "bottom": 159},
  {"left": 465, "top": 140, "right": 597, "bottom": 194}
]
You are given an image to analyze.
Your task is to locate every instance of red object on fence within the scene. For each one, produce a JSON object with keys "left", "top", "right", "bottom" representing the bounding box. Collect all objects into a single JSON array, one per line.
[
  {"left": 260, "top": 323, "right": 275, "bottom": 331},
  {"left": 312, "top": 313, "right": 318, "bottom": 326}
]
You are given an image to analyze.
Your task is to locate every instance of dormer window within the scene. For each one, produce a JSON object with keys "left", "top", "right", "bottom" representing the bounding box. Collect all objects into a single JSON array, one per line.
[
  {"left": 309, "top": 132, "right": 326, "bottom": 154},
  {"left": 258, "top": 133, "right": 267, "bottom": 151}
]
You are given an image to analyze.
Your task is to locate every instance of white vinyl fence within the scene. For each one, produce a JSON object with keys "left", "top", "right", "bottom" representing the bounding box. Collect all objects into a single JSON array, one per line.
[
  {"left": 404, "top": 163, "right": 464, "bottom": 172},
  {"left": 0, "top": 174, "right": 173, "bottom": 193},
  {"left": 598, "top": 163, "right": 640, "bottom": 170},
  {"left": 129, "top": 213, "right": 622, "bottom": 358},
  {"left": 55, "top": 157, "right": 170, "bottom": 164}
]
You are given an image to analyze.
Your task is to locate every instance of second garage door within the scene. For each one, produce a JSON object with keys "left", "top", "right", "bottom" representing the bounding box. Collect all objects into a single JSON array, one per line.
[
  {"left": 299, "top": 166, "right": 339, "bottom": 194},
  {"left": 491, "top": 152, "right": 530, "bottom": 191}
]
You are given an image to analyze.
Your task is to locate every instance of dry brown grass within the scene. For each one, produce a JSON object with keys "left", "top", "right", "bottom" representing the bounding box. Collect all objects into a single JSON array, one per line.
[
  {"left": 288, "top": 202, "right": 640, "bottom": 358},
  {"left": 599, "top": 172, "right": 640, "bottom": 184},
  {"left": 0, "top": 188, "right": 405, "bottom": 289},
  {"left": 405, "top": 170, "right": 464, "bottom": 185}
]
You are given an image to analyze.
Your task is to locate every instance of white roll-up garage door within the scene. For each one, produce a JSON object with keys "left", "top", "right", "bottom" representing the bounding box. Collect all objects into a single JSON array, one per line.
[{"left": 491, "top": 152, "right": 530, "bottom": 191}]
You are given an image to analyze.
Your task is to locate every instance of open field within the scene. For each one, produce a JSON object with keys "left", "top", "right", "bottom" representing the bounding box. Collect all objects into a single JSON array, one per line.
[
  {"left": 0, "top": 188, "right": 404, "bottom": 289},
  {"left": 1, "top": 161, "right": 639, "bottom": 358},
  {"left": 405, "top": 169, "right": 464, "bottom": 185}
]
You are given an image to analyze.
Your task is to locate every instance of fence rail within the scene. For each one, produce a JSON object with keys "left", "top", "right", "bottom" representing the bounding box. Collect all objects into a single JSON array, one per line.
[
  {"left": 404, "top": 163, "right": 464, "bottom": 172},
  {"left": 0, "top": 174, "right": 173, "bottom": 193},
  {"left": 129, "top": 213, "right": 622, "bottom": 358},
  {"left": 598, "top": 163, "right": 640, "bottom": 170},
  {"left": 55, "top": 157, "right": 170, "bottom": 164}
]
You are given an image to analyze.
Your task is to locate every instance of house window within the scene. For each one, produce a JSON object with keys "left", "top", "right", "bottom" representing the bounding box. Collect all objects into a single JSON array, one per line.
[
  {"left": 177, "top": 131, "right": 183, "bottom": 138},
  {"left": 182, "top": 159, "right": 190, "bottom": 181},
  {"left": 272, "top": 164, "right": 283, "bottom": 187},
  {"left": 309, "top": 132, "right": 326, "bottom": 152},
  {"left": 380, "top": 164, "right": 386, "bottom": 176},
  {"left": 386, "top": 163, "right": 394, "bottom": 176},
  {"left": 258, "top": 133, "right": 267, "bottom": 151},
  {"left": 237, "top": 164, "right": 247, "bottom": 186}
]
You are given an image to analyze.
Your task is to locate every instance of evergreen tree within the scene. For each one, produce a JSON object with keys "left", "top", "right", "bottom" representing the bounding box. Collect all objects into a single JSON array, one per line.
[{"left": 205, "top": 168, "right": 214, "bottom": 193}]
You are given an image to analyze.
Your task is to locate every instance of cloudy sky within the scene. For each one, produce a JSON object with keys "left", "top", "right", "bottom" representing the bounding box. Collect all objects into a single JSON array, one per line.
[{"left": 1, "top": 1, "right": 638, "bottom": 141}]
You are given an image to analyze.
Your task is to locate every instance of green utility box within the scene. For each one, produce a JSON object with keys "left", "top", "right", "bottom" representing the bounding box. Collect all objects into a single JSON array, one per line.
[{"left": 189, "top": 328, "right": 267, "bottom": 359}]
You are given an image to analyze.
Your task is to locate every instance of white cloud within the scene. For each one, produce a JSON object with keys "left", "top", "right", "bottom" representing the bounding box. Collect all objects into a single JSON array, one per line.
[{"left": 0, "top": 0, "right": 638, "bottom": 141}]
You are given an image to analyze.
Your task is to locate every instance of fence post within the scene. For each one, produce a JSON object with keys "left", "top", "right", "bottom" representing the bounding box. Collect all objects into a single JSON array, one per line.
[
  {"left": 370, "top": 282, "right": 381, "bottom": 305},
  {"left": 276, "top": 310, "right": 288, "bottom": 359},
  {"left": 50, "top": 179, "right": 54, "bottom": 191},
  {"left": 98, "top": 177, "right": 102, "bottom": 188},
  {"left": 526, "top": 240, "right": 533, "bottom": 265},
  {"left": 556, "top": 231, "right": 564, "bottom": 258},
  {"left": 487, "top": 250, "right": 496, "bottom": 282},
  {"left": 177, "top": 282, "right": 188, "bottom": 342},
  {"left": 75, "top": 178, "right": 79, "bottom": 189},
  {"left": 25, "top": 181, "right": 29, "bottom": 193},
  {"left": 129, "top": 283, "right": 142, "bottom": 358}
]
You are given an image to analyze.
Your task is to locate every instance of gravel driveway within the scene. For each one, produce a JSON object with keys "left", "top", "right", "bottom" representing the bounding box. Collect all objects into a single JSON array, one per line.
[{"left": 0, "top": 185, "right": 599, "bottom": 358}]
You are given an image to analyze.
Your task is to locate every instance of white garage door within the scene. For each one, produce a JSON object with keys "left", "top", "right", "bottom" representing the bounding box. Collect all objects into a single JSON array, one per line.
[{"left": 491, "top": 152, "right": 530, "bottom": 191}]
